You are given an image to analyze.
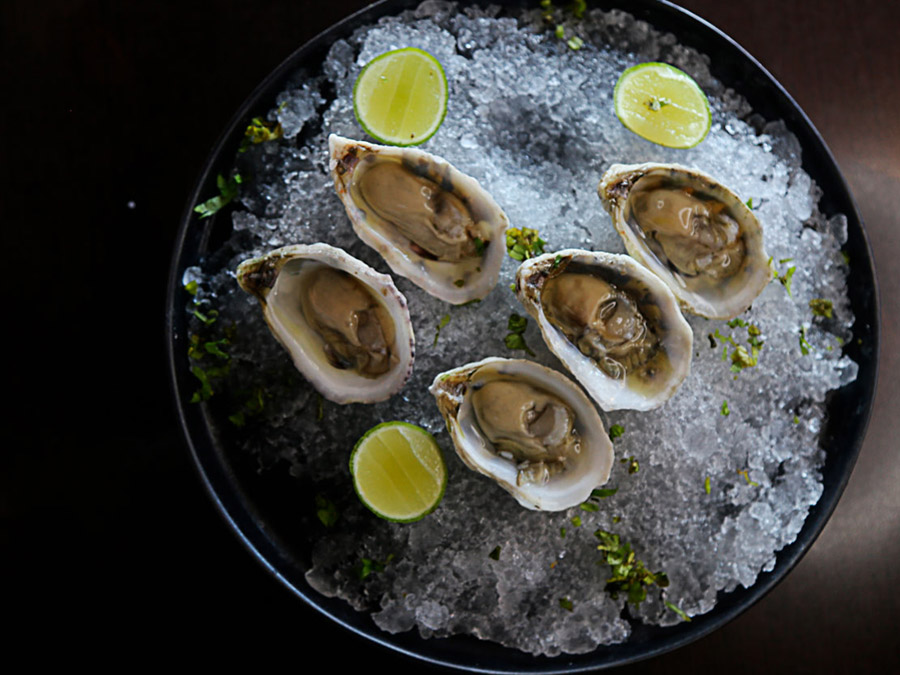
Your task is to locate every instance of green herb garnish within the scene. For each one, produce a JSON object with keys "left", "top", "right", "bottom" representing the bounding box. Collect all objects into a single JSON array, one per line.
[
  {"left": 433, "top": 314, "right": 451, "bottom": 347},
  {"left": 665, "top": 601, "right": 692, "bottom": 622},
  {"left": 489, "top": 545, "right": 501, "bottom": 561},
  {"left": 809, "top": 298, "right": 833, "bottom": 318},
  {"left": 799, "top": 325, "right": 813, "bottom": 355},
  {"left": 571, "top": 515, "right": 582, "bottom": 527},
  {"left": 737, "top": 469, "right": 759, "bottom": 487},
  {"left": 580, "top": 502, "right": 600, "bottom": 512},
  {"left": 506, "top": 227, "right": 546, "bottom": 261},
  {"left": 315, "top": 494, "right": 339, "bottom": 527},
  {"left": 358, "top": 553, "right": 394, "bottom": 580},
  {"left": 721, "top": 400, "right": 730, "bottom": 416},
  {"left": 608, "top": 424, "right": 624, "bottom": 440},
  {"left": 591, "top": 488, "right": 618, "bottom": 499},
  {"left": 559, "top": 597, "right": 574, "bottom": 612},
  {"left": 704, "top": 476, "right": 711, "bottom": 494},
  {"left": 194, "top": 173, "right": 242, "bottom": 219},
  {"left": 595, "top": 530, "right": 668, "bottom": 605},
  {"left": 239, "top": 116, "right": 283, "bottom": 152},
  {"left": 504, "top": 313, "right": 536, "bottom": 356}
]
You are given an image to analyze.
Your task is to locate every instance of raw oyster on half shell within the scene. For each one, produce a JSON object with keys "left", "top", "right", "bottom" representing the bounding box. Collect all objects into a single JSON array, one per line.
[
  {"left": 516, "top": 249, "right": 693, "bottom": 412},
  {"left": 236, "top": 243, "right": 414, "bottom": 404},
  {"left": 430, "top": 358, "right": 614, "bottom": 511},
  {"left": 599, "top": 162, "right": 769, "bottom": 319},
  {"left": 329, "top": 134, "right": 508, "bottom": 304}
]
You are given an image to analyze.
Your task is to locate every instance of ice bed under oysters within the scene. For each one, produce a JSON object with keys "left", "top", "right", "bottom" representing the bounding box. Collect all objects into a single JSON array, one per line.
[{"left": 183, "top": 2, "right": 859, "bottom": 657}]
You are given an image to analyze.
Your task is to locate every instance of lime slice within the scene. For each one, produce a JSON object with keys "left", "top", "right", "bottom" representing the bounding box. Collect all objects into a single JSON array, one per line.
[
  {"left": 613, "top": 62, "right": 711, "bottom": 148},
  {"left": 353, "top": 47, "right": 448, "bottom": 146},
  {"left": 350, "top": 421, "right": 446, "bottom": 522}
]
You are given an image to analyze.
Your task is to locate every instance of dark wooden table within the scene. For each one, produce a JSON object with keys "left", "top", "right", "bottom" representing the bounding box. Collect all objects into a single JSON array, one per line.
[{"left": 3, "top": 0, "right": 897, "bottom": 671}]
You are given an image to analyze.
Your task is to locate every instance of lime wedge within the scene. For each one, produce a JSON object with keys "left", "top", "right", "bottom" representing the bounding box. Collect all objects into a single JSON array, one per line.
[
  {"left": 353, "top": 47, "right": 448, "bottom": 146},
  {"left": 613, "top": 62, "right": 711, "bottom": 148},
  {"left": 350, "top": 421, "right": 446, "bottom": 522}
]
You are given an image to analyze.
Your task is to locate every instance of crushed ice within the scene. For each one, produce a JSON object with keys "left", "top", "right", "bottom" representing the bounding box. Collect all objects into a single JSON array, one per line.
[{"left": 184, "top": 1, "right": 858, "bottom": 657}]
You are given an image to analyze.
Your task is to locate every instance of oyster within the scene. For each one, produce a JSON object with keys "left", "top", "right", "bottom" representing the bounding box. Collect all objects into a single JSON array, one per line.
[
  {"left": 329, "top": 134, "right": 509, "bottom": 304},
  {"left": 236, "top": 243, "right": 414, "bottom": 404},
  {"left": 516, "top": 249, "right": 692, "bottom": 411},
  {"left": 599, "top": 162, "right": 769, "bottom": 319},
  {"left": 430, "top": 358, "right": 614, "bottom": 511}
]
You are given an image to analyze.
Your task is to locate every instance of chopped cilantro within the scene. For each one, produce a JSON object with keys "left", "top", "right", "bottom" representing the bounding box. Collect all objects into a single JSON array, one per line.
[
  {"left": 560, "top": 527, "right": 567, "bottom": 538},
  {"left": 770, "top": 258, "right": 796, "bottom": 297},
  {"left": 315, "top": 494, "right": 339, "bottom": 527},
  {"left": 453, "top": 279, "right": 465, "bottom": 288},
  {"left": 571, "top": 515, "right": 582, "bottom": 527},
  {"left": 591, "top": 488, "right": 618, "bottom": 499},
  {"left": 745, "top": 197, "right": 755, "bottom": 210},
  {"left": 737, "top": 469, "right": 759, "bottom": 487},
  {"left": 612, "top": 515, "right": 621, "bottom": 524},
  {"left": 571, "top": 0, "right": 586, "bottom": 18},
  {"left": 595, "top": 530, "right": 668, "bottom": 605},
  {"left": 665, "top": 601, "right": 692, "bottom": 622},
  {"left": 580, "top": 502, "right": 600, "bottom": 512},
  {"left": 194, "top": 173, "right": 242, "bottom": 219},
  {"left": 489, "top": 545, "right": 501, "bottom": 561},
  {"left": 720, "top": 400, "right": 730, "bottom": 416},
  {"left": 551, "top": 254, "right": 563, "bottom": 270},
  {"left": 704, "top": 476, "right": 711, "bottom": 494},
  {"left": 567, "top": 36, "right": 584, "bottom": 50},
  {"left": 559, "top": 597, "right": 574, "bottom": 612},
  {"left": 799, "top": 325, "right": 813, "bottom": 355},
  {"left": 239, "top": 116, "right": 283, "bottom": 152},
  {"left": 620, "top": 456, "right": 639, "bottom": 474},
  {"left": 358, "top": 553, "right": 394, "bottom": 580},
  {"left": 504, "top": 313, "right": 535, "bottom": 356},
  {"left": 809, "top": 298, "right": 833, "bottom": 318},
  {"left": 555, "top": 24, "right": 565, "bottom": 39},
  {"left": 184, "top": 280, "right": 199, "bottom": 296},
  {"left": 608, "top": 424, "right": 625, "bottom": 440},
  {"left": 192, "top": 308, "right": 219, "bottom": 325},
  {"left": 793, "top": 415, "right": 800, "bottom": 424},
  {"left": 473, "top": 237, "right": 486, "bottom": 256},
  {"left": 505, "top": 227, "right": 546, "bottom": 261},
  {"left": 433, "top": 314, "right": 451, "bottom": 347}
]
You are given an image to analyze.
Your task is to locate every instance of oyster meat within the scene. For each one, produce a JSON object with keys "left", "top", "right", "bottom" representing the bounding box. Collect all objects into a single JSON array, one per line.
[
  {"left": 516, "top": 249, "right": 693, "bottom": 411},
  {"left": 599, "top": 162, "right": 769, "bottom": 319},
  {"left": 236, "top": 243, "right": 414, "bottom": 404},
  {"left": 430, "top": 358, "right": 614, "bottom": 511},
  {"left": 329, "top": 134, "right": 509, "bottom": 304}
]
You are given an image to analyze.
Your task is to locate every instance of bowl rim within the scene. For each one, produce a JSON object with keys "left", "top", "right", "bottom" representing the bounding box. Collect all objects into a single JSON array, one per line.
[{"left": 165, "top": 0, "right": 880, "bottom": 671}]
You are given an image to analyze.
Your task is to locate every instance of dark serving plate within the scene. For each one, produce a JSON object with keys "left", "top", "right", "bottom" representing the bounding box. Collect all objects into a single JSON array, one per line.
[{"left": 165, "top": 0, "right": 879, "bottom": 671}]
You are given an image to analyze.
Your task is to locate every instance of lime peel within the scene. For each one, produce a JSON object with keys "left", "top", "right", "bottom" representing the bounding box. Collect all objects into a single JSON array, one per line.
[
  {"left": 350, "top": 421, "right": 446, "bottom": 523},
  {"left": 613, "top": 62, "right": 711, "bottom": 149},
  {"left": 353, "top": 47, "right": 448, "bottom": 147}
]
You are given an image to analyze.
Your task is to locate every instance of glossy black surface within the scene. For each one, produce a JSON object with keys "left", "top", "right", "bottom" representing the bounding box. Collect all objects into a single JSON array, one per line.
[{"left": 166, "top": 1, "right": 877, "bottom": 671}]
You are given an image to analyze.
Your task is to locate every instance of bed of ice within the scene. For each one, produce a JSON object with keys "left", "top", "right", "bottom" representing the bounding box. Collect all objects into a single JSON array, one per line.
[{"left": 183, "top": 1, "right": 859, "bottom": 657}]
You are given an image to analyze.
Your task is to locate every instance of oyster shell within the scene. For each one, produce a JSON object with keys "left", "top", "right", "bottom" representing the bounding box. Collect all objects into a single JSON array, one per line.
[
  {"left": 516, "top": 249, "right": 693, "bottom": 412},
  {"left": 430, "top": 358, "right": 614, "bottom": 511},
  {"left": 329, "top": 134, "right": 509, "bottom": 304},
  {"left": 236, "top": 243, "right": 414, "bottom": 404},
  {"left": 598, "top": 162, "right": 769, "bottom": 319}
]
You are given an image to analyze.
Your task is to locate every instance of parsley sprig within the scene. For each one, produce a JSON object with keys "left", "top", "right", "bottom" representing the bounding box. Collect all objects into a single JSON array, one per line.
[{"left": 239, "top": 116, "right": 283, "bottom": 152}]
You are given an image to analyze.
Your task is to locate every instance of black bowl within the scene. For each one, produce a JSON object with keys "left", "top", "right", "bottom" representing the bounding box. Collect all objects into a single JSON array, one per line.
[{"left": 165, "top": 1, "right": 879, "bottom": 671}]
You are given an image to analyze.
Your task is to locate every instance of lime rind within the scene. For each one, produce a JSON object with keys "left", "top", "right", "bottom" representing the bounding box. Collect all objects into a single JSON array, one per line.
[
  {"left": 353, "top": 47, "right": 448, "bottom": 147},
  {"left": 613, "top": 61, "right": 711, "bottom": 149},
  {"left": 350, "top": 421, "right": 447, "bottom": 523}
]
